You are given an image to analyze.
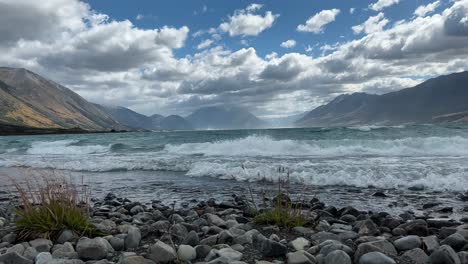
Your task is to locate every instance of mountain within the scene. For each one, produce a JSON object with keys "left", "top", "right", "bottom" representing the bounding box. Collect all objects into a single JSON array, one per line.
[
  {"left": 186, "top": 106, "right": 266, "bottom": 129},
  {"left": 263, "top": 112, "right": 308, "bottom": 128},
  {"left": 95, "top": 104, "right": 153, "bottom": 130},
  {"left": 158, "top": 115, "right": 193, "bottom": 130},
  {"left": 297, "top": 71, "right": 468, "bottom": 127},
  {"left": 0, "top": 67, "right": 123, "bottom": 130}
]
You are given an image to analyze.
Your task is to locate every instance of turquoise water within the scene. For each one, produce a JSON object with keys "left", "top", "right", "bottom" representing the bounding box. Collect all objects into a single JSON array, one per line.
[{"left": 1, "top": 124, "right": 468, "bottom": 191}]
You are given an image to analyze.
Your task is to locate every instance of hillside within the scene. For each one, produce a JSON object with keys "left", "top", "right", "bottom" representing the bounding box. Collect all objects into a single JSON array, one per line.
[
  {"left": 0, "top": 67, "right": 123, "bottom": 130},
  {"left": 297, "top": 71, "right": 468, "bottom": 127}
]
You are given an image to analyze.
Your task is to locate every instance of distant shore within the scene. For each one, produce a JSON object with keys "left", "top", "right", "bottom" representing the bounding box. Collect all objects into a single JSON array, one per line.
[{"left": 0, "top": 123, "right": 129, "bottom": 136}]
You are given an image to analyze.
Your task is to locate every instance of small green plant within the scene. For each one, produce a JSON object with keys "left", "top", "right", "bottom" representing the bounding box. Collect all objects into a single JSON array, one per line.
[
  {"left": 7, "top": 172, "right": 102, "bottom": 241},
  {"left": 253, "top": 166, "right": 308, "bottom": 228}
]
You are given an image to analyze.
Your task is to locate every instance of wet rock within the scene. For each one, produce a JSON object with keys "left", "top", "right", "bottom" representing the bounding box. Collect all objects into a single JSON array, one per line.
[
  {"left": 76, "top": 237, "right": 110, "bottom": 260},
  {"left": 129, "top": 205, "right": 144, "bottom": 215},
  {"left": 147, "top": 240, "right": 177, "bottom": 263},
  {"left": 394, "top": 235, "right": 422, "bottom": 251},
  {"left": 400, "top": 220, "right": 428, "bottom": 236},
  {"left": 423, "top": 202, "right": 442, "bottom": 209},
  {"left": 324, "top": 249, "right": 351, "bottom": 264},
  {"left": 29, "top": 238, "right": 52, "bottom": 253},
  {"left": 442, "top": 233, "right": 467, "bottom": 251},
  {"left": 0, "top": 251, "right": 32, "bottom": 264},
  {"left": 401, "top": 248, "right": 429, "bottom": 264},
  {"left": 287, "top": 250, "right": 316, "bottom": 264},
  {"left": 177, "top": 245, "right": 197, "bottom": 262},
  {"left": 423, "top": 236, "right": 440, "bottom": 254},
  {"left": 125, "top": 226, "right": 141, "bottom": 249},
  {"left": 359, "top": 252, "right": 396, "bottom": 264},
  {"left": 372, "top": 191, "right": 387, "bottom": 197},
  {"left": 427, "top": 218, "right": 461, "bottom": 228},
  {"left": 340, "top": 214, "right": 357, "bottom": 223},
  {"left": 429, "top": 245, "right": 460, "bottom": 264}
]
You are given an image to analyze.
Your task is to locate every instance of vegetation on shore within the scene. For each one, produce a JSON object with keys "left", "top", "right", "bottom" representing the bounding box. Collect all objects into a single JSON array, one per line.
[{"left": 8, "top": 173, "right": 102, "bottom": 241}]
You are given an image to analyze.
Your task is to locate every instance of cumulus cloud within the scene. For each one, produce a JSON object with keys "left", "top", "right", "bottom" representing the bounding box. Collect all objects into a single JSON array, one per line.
[
  {"left": 280, "top": 39, "right": 296, "bottom": 48},
  {"left": 297, "top": 9, "right": 340, "bottom": 33},
  {"left": 352, "top": 12, "right": 389, "bottom": 34},
  {"left": 219, "top": 4, "right": 279, "bottom": 36},
  {"left": 1, "top": 0, "right": 468, "bottom": 117},
  {"left": 369, "top": 0, "right": 400, "bottom": 11},
  {"left": 415, "top": 1, "right": 440, "bottom": 17}
]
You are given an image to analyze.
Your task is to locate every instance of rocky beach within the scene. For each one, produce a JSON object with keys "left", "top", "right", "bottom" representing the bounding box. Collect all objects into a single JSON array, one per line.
[{"left": 0, "top": 188, "right": 468, "bottom": 264}]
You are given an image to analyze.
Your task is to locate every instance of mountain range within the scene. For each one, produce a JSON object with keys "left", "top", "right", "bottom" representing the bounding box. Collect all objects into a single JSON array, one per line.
[
  {"left": 1, "top": 67, "right": 467, "bottom": 133},
  {"left": 297, "top": 71, "right": 468, "bottom": 127}
]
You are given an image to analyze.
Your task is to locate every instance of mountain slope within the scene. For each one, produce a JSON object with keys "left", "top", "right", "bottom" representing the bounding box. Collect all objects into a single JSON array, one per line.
[
  {"left": 186, "top": 106, "right": 266, "bottom": 129},
  {"left": 158, "top": 115, "right": 193, "bottom": 130},
  {"left": 297, "top": 71, "right": 468, "bottom": 127},
  {"left": 0, "top": 67, "right": 122, "bottom": 130},
  {"left": 95, "top": 104, "right": 153, "bottom": 130}
]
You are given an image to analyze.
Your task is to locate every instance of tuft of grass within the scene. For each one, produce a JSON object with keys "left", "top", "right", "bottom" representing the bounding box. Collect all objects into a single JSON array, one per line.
[
  {"left": 253, "top": 166, "right": 308, "bottom": 228},
  {"left": 5, "top": 171, "right": 102, "bottom": 241}
]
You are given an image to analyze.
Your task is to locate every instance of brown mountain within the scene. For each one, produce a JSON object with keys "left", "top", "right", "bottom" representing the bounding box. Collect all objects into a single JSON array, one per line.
[
  {"left": 297, "top": 71, "right": 468, "bottom": 127},
  {"left": 0, "top": 67, "right": 123, "bottom": 130}
]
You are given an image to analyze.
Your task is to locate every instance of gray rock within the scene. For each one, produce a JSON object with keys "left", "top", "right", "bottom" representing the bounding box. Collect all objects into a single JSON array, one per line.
[
  {"left": 76, "top": 237, "right": 109, "bottom": 260},
  {"left": 429, "top": 245, "right": 461, "bottom": 264},
  {"left": 118, "top": 255, "right": 148, "bottom": 264},
  {"left": 51, "top": 242, "right": 77, "bottom": 259},
  {"left": 0, "top": 252, "right": 32, "bottom": 264},
  {"left": 169, "top": 224, "right": 188, "bottom": 244},
  {"left": 29, "top": 239, "right": 52, "bottom": 253},
  {"left": 205, "top": 214, "right": 227, "bottom": 227},
  {"left": 125, "top": 226, "right": 141, "bottom": 249},
  {"left": 109, "top": 236, "right": 125, "bottom": 251},
  {"left": 287, "top": 250, "right": 317, "bottom": 264},
  {"left": 6, "top": 244, "right": 25, "bottom": 255},
  {"left": 442, "top": 233, "right": 467, "bottom": 251},
  {"left": 195, "top": 245, "right": 212, "bottom": 259},
  {"left": 35, "top": 252, "right": 52, "bottom": 264},
  {"left": 354, "top": 240, "right": 397, "bottom": 263},
  {"left": 324, "top": 250, "right": 352, "bottom": 264},
  {"left": 423, "top": 236, "right": 440, "bottom": 254},
  {"left": 358, "top": 219, "right": 380, "bottom": 236},
  {"left": 147, "top": 240, "right": 177, "bottom": 263},
  {"left": 293, "top": 226, "right": 314, "bottom": 236},
  {"left": 359, "top": 252, "right": 396, "bottom": 264},
  {"left": 401, "top": 248, "right": 429, "bottom": 264},
  {"left": 254, "top": 235, "right": 287, "bottom": 258},
  {"left": 289, "top": 237, "right": 310, "bottom": 251},
  {"left": 459, "top": 251, "right": 468, "bottom": 264},
  {"left": 22, "top": 247, "right": 38, "bottom": 260},
  {"left": 309, "top": 232, "right": 339, "bottom": 244},
  {"left": 316, "top": 221, "right": 331, "bottom": 232},
  {"left": 217, "top": 230, "right": 234, "bottom": 244},
  {"left": 57, "top": 230, "right": 75, "bottom": 244},
  {"left": 217, "top": 248, "right": 243, "bottom": 261},
  {"left": 130, "top": 205, "right": 144, "bottom": 215},
  {"left": 1, "top": 234, "right": 16, "bottom": 244},
  {"left": 182, "top": 230, "right": 200, "bottom": 246},
  {"left": 319, "top": 240, "right": 354, "bottom": 256},
  {"left": 201, "top": 235, "right": 219, "bottom": 246},
  {"left": 394, "top": 235, "right": 422, "bottom": 251},
  {"left": 177, "top": 245, "right": 197, "bottom": 262}
]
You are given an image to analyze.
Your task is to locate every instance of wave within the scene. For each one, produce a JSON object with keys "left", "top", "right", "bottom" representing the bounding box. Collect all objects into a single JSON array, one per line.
[
  {"left": 347, "top": 125, "right": 405, "bottom": 132},
  {"left": 164, "top": 135, "right": 468, "bottom": 157},
  {"left": 26, "top": 140, "right": 111, "bottom": 155}
]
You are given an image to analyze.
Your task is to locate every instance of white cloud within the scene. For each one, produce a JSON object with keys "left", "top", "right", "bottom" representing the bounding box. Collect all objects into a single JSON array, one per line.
[
  {"left": 369, "top": 0, "right": 400, "bottom": 11},
  {"left": 1, "top": 0, "right": 468, "bottom": 117},
  {"left": 197, "top": 39, "right": 213, "bottom": 50},
  {"left": 350, "top": 8, "right": 356, "bottom": 14},
  {"left": 305, "top": 45, "right": 313, "bottom": 53},
  {"left": 219, "top": 4, "right": 279, "bottom": 36},
  {"left": 297, "top": 9, "right": 340, "bottom": 33},
  {"left": 280, "top": 39, "right": 296, "bottom": 48},
  {"left": 415, "top": 1, "right": 440, "bottom": 17},
  {"left": 136, "top": 14, "right": 144, "bottom": 20},
  {"left": 352, "top": 12, "right": 389, "bottom": 34}
]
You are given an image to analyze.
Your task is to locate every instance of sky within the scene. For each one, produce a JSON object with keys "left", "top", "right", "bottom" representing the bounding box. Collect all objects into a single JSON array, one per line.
[{"left": 0, "top": 0, "right": 467, "bottom": 117}]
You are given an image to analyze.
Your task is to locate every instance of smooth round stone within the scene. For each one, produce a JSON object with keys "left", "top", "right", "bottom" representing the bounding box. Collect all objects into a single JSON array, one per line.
[{"left": 359, "top": 252, "right": 396, "bottom": 264}]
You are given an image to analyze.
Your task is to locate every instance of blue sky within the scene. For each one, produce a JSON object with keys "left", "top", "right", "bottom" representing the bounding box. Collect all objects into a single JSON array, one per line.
[
  {"left": 1, "top": 0, "right": 467, "bottom": 117},
  {"left": 85, "top": 0, "right": 443, "bottom": 58}
]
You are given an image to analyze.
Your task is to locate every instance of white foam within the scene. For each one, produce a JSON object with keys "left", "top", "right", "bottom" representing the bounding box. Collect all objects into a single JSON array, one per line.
[
  {"left": 165, "top": 135, "right": 468, "bottom": 157},
  {"left": 27, "top": 140, "right": 110, "bottom": 155}
]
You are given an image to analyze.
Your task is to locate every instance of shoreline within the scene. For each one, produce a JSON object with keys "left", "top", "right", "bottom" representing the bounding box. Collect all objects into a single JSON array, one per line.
[
  {"left": 0, "top": 123, "right": 130, "bottom": 136},
  {"left": 1, "top": 191, "right": 468, "bottom": 263}
]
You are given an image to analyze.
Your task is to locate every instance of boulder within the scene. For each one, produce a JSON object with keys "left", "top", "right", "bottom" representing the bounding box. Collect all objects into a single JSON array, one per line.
[
  {"left": 147, "top": 240, "right": 177, "bottom": 263},
  {"left": 125, "top": 226, "right": 141, "bottom": 249},
  {"left": 76, "top": 237, "right": 110, "bottom": 260},
  {"left": 287, "top": 250, "right": 316, "bottom": 264},
  {"left": 29, "top": 239, "right": 52, "bottom": 253},
  {"left": 423, "top": 236, "right": 440, "bottom": 254},
  {"left": 401, "top": 248, "right": 429, "bottom": 264},
  {"left": 442, "top": 233, "right": 467, "bottom": 251},
  {"left": 177, "top": 245, "right": 197, "bottom": 262},
  {"left": 290, "top": 237, "right": 311, "bottom": 251},
  {"left": 359, "top": 252, "right": 396, "bottom": 264},
  {"left": 324, "top": 250, "right": 351, "bottom": 264},
  {"left": 429, "top": 245, "right": 461, "bottom": 264},
  {"left": 394, "top": 235, "right": 422, "bottom": 251},
  {"left": 0, "top": 251, "right": 32, "bottom": 264}
]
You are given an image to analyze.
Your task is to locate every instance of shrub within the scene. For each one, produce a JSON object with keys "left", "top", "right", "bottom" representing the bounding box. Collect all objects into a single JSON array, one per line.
[{"left": 7, "top": 172, "right": 101, "bottom": 241}]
